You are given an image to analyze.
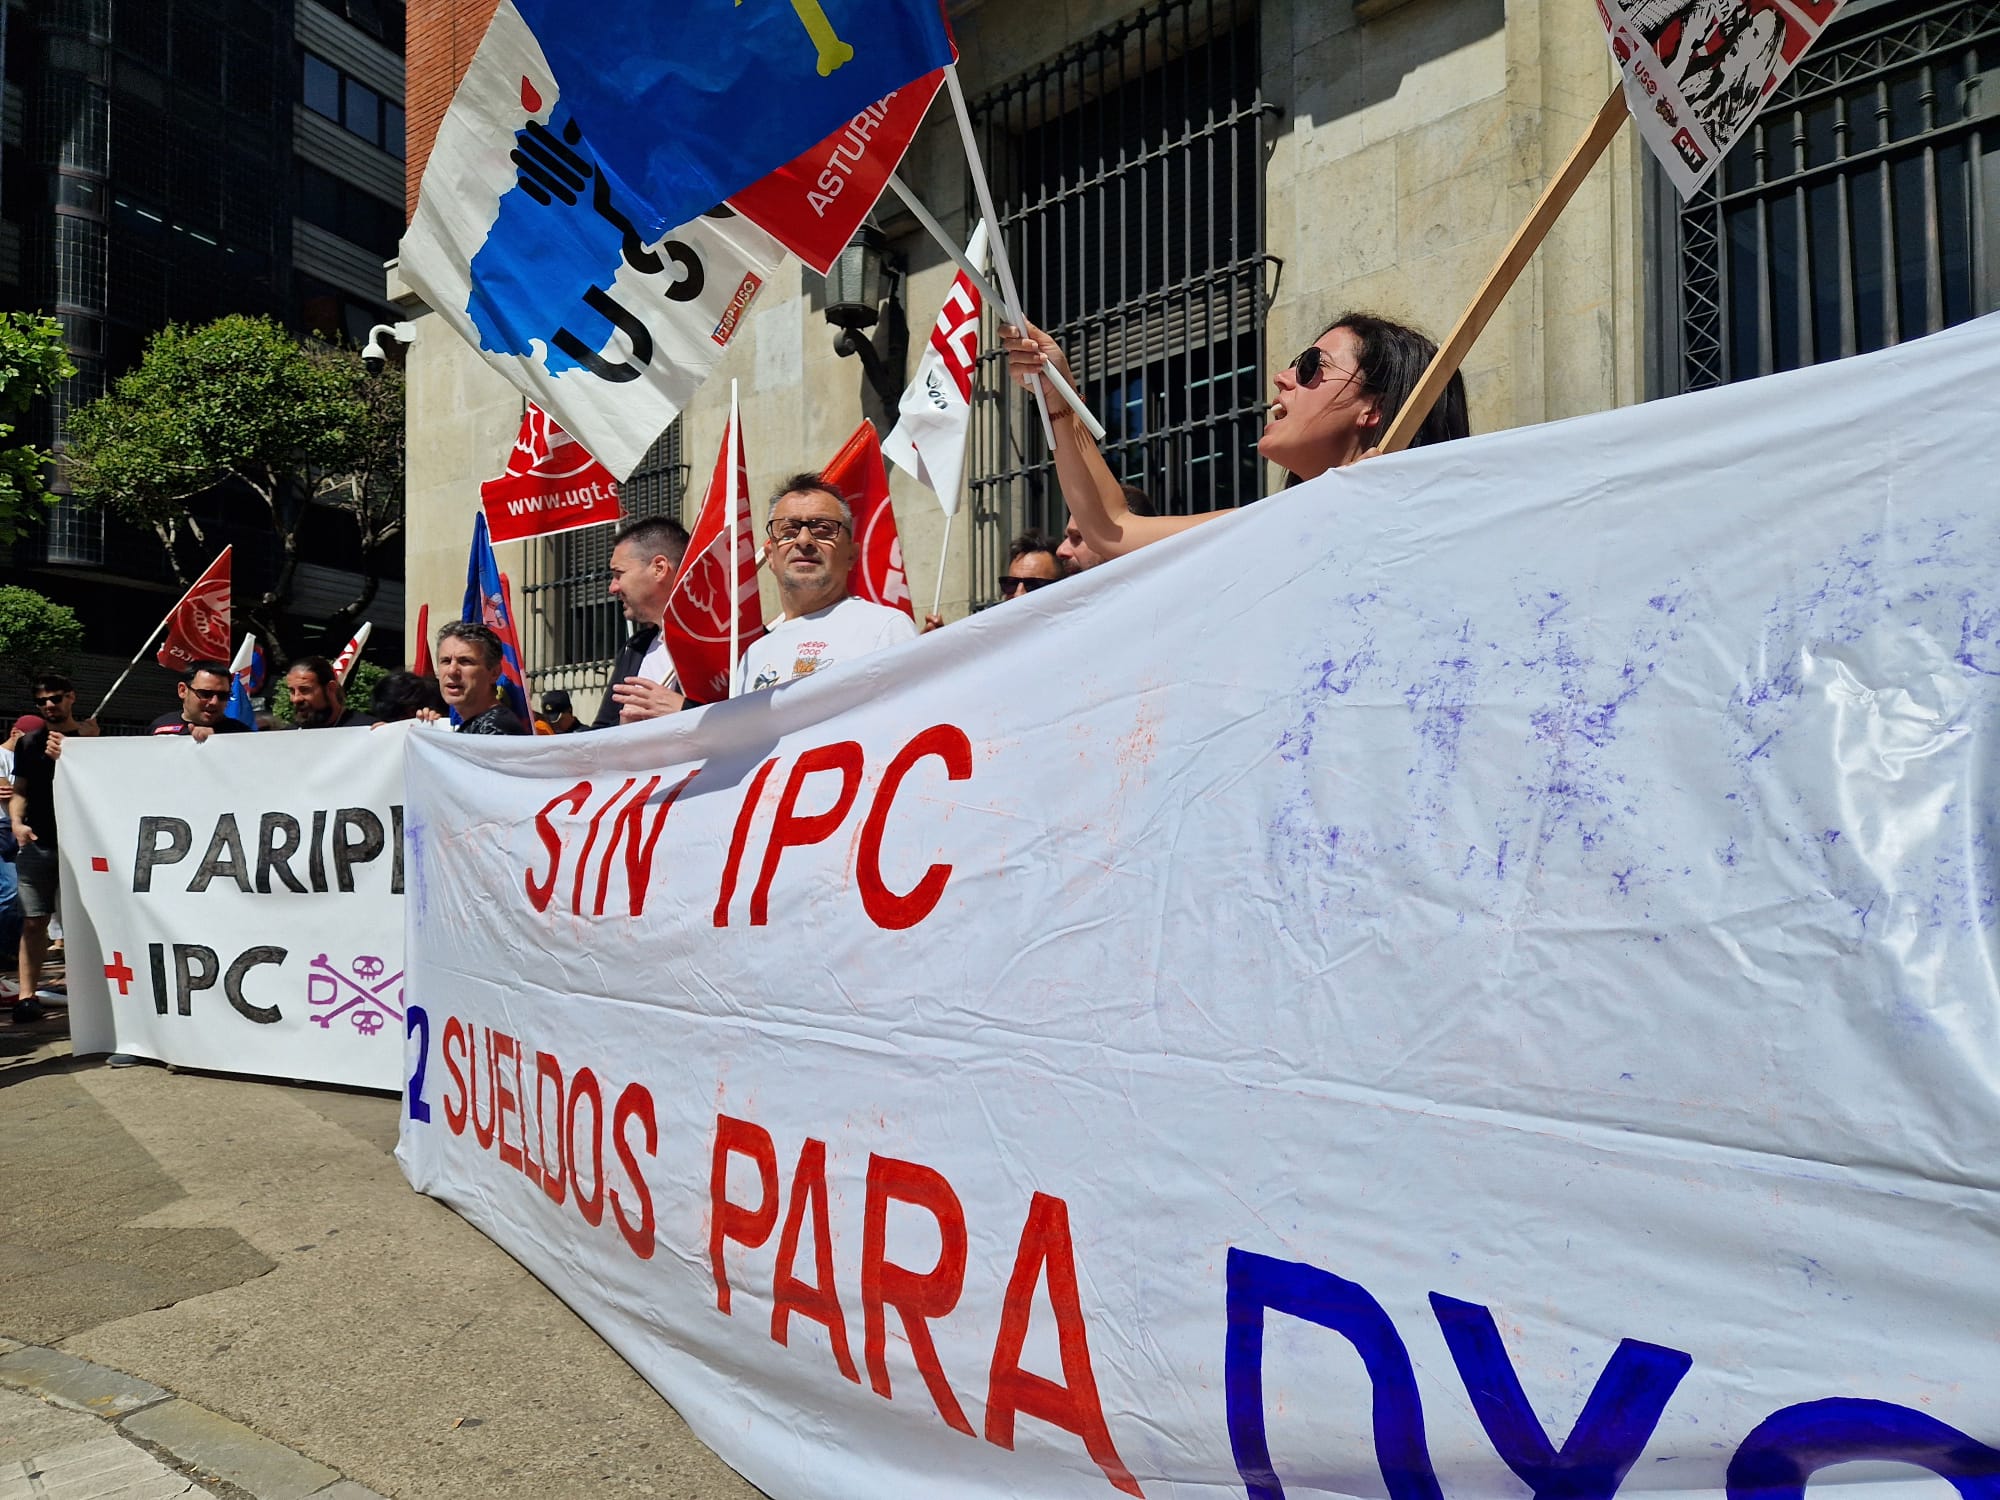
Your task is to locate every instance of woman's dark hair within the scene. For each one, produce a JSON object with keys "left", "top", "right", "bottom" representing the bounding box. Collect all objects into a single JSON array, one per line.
[
  {"left": 1321, "top": 312, "right": 1470, "bottom": 451},
  {"left": 372, "top": 671, "right": 447, "bottom": 723}
]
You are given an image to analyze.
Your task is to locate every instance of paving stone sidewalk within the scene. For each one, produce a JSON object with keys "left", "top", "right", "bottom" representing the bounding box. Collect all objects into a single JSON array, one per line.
[{"left": 0, "top": 1342, "right": 381, "bottom": 1500}]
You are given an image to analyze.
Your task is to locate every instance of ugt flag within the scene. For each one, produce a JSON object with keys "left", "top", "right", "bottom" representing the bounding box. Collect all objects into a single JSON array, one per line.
[
  {"left": 821, "top": 421, "right": 911, "bottom": 618},
  {"left": 510, "top": 0, "right": 956, "bottom": 243},
  {"left": 481, "top": 405, "right": 623, "bottom": 545},
  {"left": 461, "top": 512, "right": 532, "bottom": 725},
  {"left": 156, "top": 546, "right": 233, "bottom": 673},
  {"left": 664, "top": 413, "right": 763, "bottom": 705},
  {"left": 400, "top": 1, "right": 785, "bottom": 480},
  {"left": 882, "top": 220, "right": 986, "bottom": 516}
]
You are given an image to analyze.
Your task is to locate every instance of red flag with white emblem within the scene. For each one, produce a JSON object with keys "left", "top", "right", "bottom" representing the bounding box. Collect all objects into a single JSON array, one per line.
[
  {"left": 822, "top": 422, "right": 913, "bottom": 619},
  {"left": 663, "top": 410, "right": 764, "bottom": 705},
  {"left": 155, "top": 546, "right": 233, "bottom": 672},
  {"left": 881, "top": 220, "right": 986, "bottom": 517}
]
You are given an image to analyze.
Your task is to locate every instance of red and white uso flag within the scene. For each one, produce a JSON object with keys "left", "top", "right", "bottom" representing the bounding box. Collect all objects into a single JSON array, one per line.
[
  {"left": 398, "top": 1, "right": 786, "bottom": 480},
  {"left": 822, "top": 421, "right": 912, "bottom": 619},
  {"left": 481, "top": 405, "right": 623, "bottom": 544},
  {"left": 156, "top": 545, "right": 233, "bottom": 672},
  {"left": 663, "top": 413, "right": 763, "bottom": 705},
  {"left": 881, "top": 220, "right": 986, "bottom": 517},
  {"left": 330, "top": 621, "right": 373, "bottom": 685}
]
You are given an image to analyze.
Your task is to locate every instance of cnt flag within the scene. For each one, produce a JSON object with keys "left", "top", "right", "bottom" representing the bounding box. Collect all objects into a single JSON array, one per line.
[
  {"left": 882, "top": 220, "right": 986, "bottom": 516},
  {"left": 156, "top": 546, "right": 234, "bottom": 673},
  {"left": 225, "top": 634, "right": 260, "bottom": 732},
  {"left": 481, "top": 404, "right": 624, "bottom": 544},
  {"left": 1597, "top": 0, "right": 1843, "bottom": 195},
  {"left": 510, "top": 0, "right": 955, "bottom": 244},
  {"left": 821, "top": 422, "right": 912, "bottom": 618},
  {"left": 461, "top": 512, "right": 533, "bottom": 724},
  {"left": 663, "top": 412, "right": 763, "bottom": 704},
  {"left": 399, "top": 2, "right": 786, "bottom": 480}
]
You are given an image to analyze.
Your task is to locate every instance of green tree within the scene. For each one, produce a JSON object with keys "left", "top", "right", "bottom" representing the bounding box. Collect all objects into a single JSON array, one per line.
[
  {"left": 0, "top": 586, "right": 83, "bottom": 671},
  {"left": 0, "top": 313, "right": 77, "bottom": 544},
  {"left": 63, "top": 314, "right": 404, "bottom": 655}
]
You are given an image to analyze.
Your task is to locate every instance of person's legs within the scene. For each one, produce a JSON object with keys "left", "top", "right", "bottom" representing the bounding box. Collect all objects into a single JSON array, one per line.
[
  {"left": 15, "top": 844, "right": 57, "bottom": 1010},
  {"left": 0, "top": 856, "right": 20, "bottom": 996}
]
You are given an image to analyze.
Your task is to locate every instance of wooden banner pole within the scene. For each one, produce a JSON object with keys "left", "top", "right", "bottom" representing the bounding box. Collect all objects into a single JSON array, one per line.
[{"left": 1378, "top": 84, "right": 1630, "bottom": 456}]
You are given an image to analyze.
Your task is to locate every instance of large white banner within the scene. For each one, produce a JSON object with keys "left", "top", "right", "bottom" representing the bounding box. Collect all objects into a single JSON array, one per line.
[
  {"left": 397, "top": 316, "right": 2000, "bottom": 1499},
  {"left": 57, "top": 725, "right": 409, "bottom": 1091}
]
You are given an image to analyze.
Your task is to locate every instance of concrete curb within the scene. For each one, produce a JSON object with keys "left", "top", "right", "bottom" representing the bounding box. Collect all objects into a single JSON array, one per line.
[{"left": 0, "top": 1346, "right": 383, "bottom": 1500}]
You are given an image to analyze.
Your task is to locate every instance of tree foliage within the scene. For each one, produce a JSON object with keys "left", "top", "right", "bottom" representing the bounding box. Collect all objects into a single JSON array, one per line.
[
  {"left": 0, "top": 313, "right": 77, "bottom": 544},
  {"left": 0, "top": 586, "right": 83, "bottom": 672},
  {"left": 63, "top": 315, "right": 404, "bottom": 654}
]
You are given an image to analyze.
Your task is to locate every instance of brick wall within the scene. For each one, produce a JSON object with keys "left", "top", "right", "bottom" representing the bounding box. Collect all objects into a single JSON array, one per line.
[{"left": 405, "top": 0, "right": 501, "bottom": 220}]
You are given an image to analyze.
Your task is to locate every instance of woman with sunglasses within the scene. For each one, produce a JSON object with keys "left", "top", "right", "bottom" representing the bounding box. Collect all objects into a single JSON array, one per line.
[{"left": 1001, "top": 312, "right": 1469, "bottom": 562}]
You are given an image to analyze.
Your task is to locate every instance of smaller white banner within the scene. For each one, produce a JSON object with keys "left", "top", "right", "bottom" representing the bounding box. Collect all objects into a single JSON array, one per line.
[{"left": 55, "top": 725, "right": 410, "bottom": 1091}]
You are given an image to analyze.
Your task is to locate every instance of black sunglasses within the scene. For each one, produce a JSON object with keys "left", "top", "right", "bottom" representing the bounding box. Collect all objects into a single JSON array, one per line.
[
  {"left": 999, "top": 575, "right": 1057, "bottom": 595},
  {"left": 32, "top": 694, "right": 67, "bottom": 705},
  {"left": 1289, "top": 345, "right": 1362, "bottom": 391}
]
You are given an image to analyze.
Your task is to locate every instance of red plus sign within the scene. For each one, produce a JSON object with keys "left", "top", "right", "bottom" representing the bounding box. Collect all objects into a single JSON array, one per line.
[{"left": 103, "top": 953, "right": 134, "bottom": 996}]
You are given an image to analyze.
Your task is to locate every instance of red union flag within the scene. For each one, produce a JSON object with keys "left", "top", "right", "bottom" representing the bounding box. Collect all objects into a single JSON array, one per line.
[
  {"left": 480, "top": 405, "right": 624, "bottom": 544},
  {"left": 882, "top": 220, "right": 986, "bottom": 517},
  {"left": 156, "top": 546, "right": 233, "bottom": 672},
  {"left": 727, "top": 71, "right": 945, "bottom": 275},
  {"left": 822, "top": 421, "right": 912, "bottom": 619},
  {"left": 663, "top": 415, "right": 763, "bottom": 705}
]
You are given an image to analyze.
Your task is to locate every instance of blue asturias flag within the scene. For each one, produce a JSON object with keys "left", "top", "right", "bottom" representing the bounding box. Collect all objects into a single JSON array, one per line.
[
  {"left": 461, "top": 512, "right": 533, "bottom": 725},
  {"left": 509, "top": 0, "right": 955, "bottom": 241},
  {"left": 226, "top": 635, "right": 260, "bottom": 732}
]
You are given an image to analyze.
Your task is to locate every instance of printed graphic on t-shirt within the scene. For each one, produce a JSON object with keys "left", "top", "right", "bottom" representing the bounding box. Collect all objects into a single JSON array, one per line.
[{"left": 791, "top": 639, "right": 830, "bottom": 679}]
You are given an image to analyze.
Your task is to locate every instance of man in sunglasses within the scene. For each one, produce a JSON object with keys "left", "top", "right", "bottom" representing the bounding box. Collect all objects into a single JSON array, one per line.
[
  {"left": 735, "top": 474, "right": 917, "bottom": 695},
  {"left": 998, "top": 530, "right": 1068, "bottom": 601},
  {"left": 149, "top": 661, "right": 251, "bottom": 740}
]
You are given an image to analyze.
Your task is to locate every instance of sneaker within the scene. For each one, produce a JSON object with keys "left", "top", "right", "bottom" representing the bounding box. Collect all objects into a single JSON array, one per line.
[
  {"left": 33, "top": 987, "right": 67, "bottom": 1010},
  {"left": 0, "top": 977, "right": 19, "bottom": 1001},
  {"left": 106, "top": 1053, "right": 142, "bottom": 1068},
  {"left": 11, "top": 998, "right": 45, "bottom": 1024}
]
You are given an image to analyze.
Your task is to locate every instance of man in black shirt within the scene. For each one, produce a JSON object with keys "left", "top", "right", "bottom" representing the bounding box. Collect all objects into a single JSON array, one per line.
[
  {"left": 425, "top": 622, "right": 529, "bottom": 735},
  {"left": 149, "top": 661, "right": 252, "bottom": 740},
  {"left": 285, "top": 656, "right": 377, "bottom": 729},
  {"left": 7, "top": 719, "right": 62, "bottom": 1019},
  {"left": 592, "top": 516, "right": 691, "bottom": 728}
]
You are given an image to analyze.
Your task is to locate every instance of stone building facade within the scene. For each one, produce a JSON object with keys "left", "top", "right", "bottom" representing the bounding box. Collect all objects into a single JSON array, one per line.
[{"left": 396, "top": 0, "right": 1996, "bottom": 719}]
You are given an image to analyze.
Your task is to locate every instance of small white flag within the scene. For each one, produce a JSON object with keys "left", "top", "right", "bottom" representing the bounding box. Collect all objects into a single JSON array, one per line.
[{"left": 882, "top": 220, "right": 987, "bottom": 519}]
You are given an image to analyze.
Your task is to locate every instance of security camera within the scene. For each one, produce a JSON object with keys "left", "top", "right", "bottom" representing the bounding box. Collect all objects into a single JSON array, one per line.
[{"left": 361, "top": 321, "right": 416, "bottom": 376}]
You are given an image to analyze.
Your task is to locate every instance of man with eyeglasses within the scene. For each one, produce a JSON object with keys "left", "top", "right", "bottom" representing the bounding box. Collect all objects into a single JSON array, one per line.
[
  {"left": 998, "top": 530, "right": 1068, "bottom": 600},
  {"left": 735, "top": 473, "right": 917, "bottom": 695},
  {"left": 149, "top": 661, "right": 251, "bottom": 740}
]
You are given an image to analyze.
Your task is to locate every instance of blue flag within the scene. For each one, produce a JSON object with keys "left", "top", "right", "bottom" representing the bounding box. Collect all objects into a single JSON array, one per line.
[
  {"left": 461, "top": 512, "right": 533, "bottom": 725},
  {"left": 226, "top": 634, "right": 260, "bottom": 731},
  {"left": 509, "top": 0, "right": 955, "bottom": 241}
]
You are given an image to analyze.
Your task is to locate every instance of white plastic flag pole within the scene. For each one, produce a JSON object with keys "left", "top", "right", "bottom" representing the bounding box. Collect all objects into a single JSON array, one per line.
[
  {"left": 889, "top": 173, "right": 1108, "bottom": 444},
  {"left": 931, "top": 510, "right": 953, "bottom": 619},
  {"left": 726, "top": 379, "right": 741, "bottom": 700},
  {"left": 942, "top": 64, "right": 1057, "bottom": 451}
]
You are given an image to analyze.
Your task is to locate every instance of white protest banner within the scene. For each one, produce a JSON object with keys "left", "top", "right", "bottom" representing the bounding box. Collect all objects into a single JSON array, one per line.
[
  {"left": 397, "top": 314, "right": 2000, "bottom": 1499},
  {"left": 1598, "top": 0, "right": 1842, "bottom": 195},
  {"left": 58, "top": 726, "right": 409, "bottom": 1091}
]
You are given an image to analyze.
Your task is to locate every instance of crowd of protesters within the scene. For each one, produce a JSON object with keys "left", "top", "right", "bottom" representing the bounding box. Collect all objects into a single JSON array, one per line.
[{"left": 1, "top": 310, "right": 1468, "bottom": 1020}]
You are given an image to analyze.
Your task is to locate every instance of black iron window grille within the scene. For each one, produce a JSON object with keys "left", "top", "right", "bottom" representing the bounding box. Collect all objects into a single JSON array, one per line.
[
  {"left": 965, "top": 0, "right": 1277, "bottom": 604},
  {"left": 519, "top": 420, "right": 686, "bottom": 694},
  {"left": 1671, "top": 0, "right": 2000, "bottom": 388}
]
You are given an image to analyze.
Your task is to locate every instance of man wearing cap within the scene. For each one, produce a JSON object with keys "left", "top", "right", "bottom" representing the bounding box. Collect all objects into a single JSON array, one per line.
[{"left": 537, "top": 690, "right": 586, "bottom": 734}]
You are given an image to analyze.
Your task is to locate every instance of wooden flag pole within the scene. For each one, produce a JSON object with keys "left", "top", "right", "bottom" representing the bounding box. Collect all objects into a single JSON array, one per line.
[{"left": 1377, "top": 83, "right": 1630, "bottom": 456}]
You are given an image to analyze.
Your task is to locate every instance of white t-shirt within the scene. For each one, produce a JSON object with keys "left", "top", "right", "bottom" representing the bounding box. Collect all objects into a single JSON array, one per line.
[
  {"left": 733, "top": 597, "right": 917, "bottom": 695},
  {"left": 637, "top": 632, "right": 674, "bottom": 683}
]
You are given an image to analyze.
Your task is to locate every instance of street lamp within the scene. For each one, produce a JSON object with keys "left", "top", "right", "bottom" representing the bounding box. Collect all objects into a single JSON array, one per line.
[{"left": 823, "top": 225, "right": 906, "bottom": 416}]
